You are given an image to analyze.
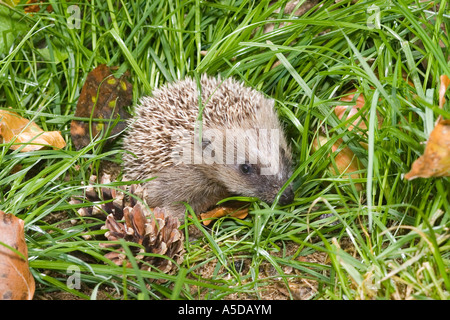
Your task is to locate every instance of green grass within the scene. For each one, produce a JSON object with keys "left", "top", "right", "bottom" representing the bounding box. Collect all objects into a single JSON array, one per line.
[{"left": 0, "top": 0, "right": 449, "bottom": 300}]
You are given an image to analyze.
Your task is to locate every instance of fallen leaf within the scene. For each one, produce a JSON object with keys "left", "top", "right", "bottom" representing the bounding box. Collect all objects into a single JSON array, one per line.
[
  {"left": 334, "top": 89, "right": 383, "bottom": 132},
  {"left": 436, "top": 75, "right": 450, "bottom": 124},
  {"left": 404, "top": 119, "right": 450, "bottom": 180},
  {"left": 70, "top": 64, "right": 132, "bottom": 150},
  {"left": 0, "top": 211, "right": 35, "bottom": 300},
  {"left": 0, "top": 110, "right": 66, "bottom": 152},
  {"left": 439, "top": 75, "right": 450, "bottom": 109},
  {"left": 200, "top": 207, "right": 249, "bottom": 226},
  {"left": 24, "top": 0, "right": 53, "bottom": 13},
  {"left": 263, "top": 0, "right": 319, "bottom": 34},
  {"left": 405, "top": 75, "right": 450, "bottom": 180},
  {"left": 312, "top": 135, "right": 364, "bottom": 191}
]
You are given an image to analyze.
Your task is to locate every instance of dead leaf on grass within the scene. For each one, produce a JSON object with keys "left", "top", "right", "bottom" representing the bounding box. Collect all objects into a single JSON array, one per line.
[
  {"left": 24, "top": 0, "right": 53, "bottom": 13},
  {"left": 404, "top": 119, "right": 450, "bottom": 179},
  {"left": 70, "top": 64, "right": 132, "bottom": 150},
  {"left": 437, "top": 74, "right": 450, "bottom": 123},
  {"left": 334, "top": 89, "right": 383, "bottom": 132},
  {"left": 200, "top": 207, "right": 249, "bottom": 226},
  {"left": 0, "top": 211, "right": 35, "bottom": 300},
  {"left": 0, "top": 110, "right": 66, "bottom": 152},
  {"left": 405, "top": 75, "right": 450, "bottom": 180},
  {"left": 312, "top": 135, "right": 364, "bottom": 191}
]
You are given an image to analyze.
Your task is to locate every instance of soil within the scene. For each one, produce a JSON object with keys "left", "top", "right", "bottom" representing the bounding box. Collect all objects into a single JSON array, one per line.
[
  {"left": 189, "top": 241, "right": 329, "bottom": 300},
  {"left": 33, "top": 238, "right": 329, "bottom": 300}
]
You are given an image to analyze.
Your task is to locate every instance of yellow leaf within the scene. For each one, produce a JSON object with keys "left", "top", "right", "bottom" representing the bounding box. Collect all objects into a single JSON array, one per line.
[
  {"left": 439, "top": 75, "right": 450, "bottom": 109},
  {"left": 0, "top": 211, "right": 35, "bottom": 300},
  {"left": 334, "top": 89, "right": 383, "bottom": 132},
  {"left": 0, "top": 110, "right": 66, "bottom": 152},
  {"left": 404, "top": 120, "right": 450, "bottom": 179},
  {"left": 312, "top": 135, "right": 364, "bottom": 191},
  {"left": 200, "top": 207, "right": 249, "bottom": 226}
]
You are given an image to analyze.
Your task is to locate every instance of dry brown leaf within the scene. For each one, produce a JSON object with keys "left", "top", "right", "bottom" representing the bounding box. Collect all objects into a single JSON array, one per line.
[
  {"left": 0, "top": 110, "right": 66, "bottom": 152},
  {"left": 24, "top": 0, "right": 53, "bottom": 13},
  {"left": 404, "top": 120, "right": 450, "bottom": 179},
  {"left": 334, "top": 89, "right": 383, "bottom": 132},
  {"left": 439, "top": 75, "right": 450, "bottom": 109},
  {"left": 312, "top": 135, "right": 364, "bottom": 191},
  {"left": 70, "top": 64, "right": 132, "bottom": 150},
  {"left": 436, "top": 75, "right": 450, "bottom": 124},
  {"left": 0, "top": 211, "right": 35, "bottom": 300},
  {"left": 404, "top": 75, "right": 450, "bottom": 180},
  {"left": 200, "top": 207, "right": 249, "bottom": 226}
]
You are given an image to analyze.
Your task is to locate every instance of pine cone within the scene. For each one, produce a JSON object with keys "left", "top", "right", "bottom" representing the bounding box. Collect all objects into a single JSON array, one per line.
[
  {"left": 70, "top": 174, "right": 125, "bottom": 220},
  {"left": 71, "top": 174, "right": 184, "bottom": 276},
  {"left": 101, "top": 204, "right": 185, "bottom": 276}
]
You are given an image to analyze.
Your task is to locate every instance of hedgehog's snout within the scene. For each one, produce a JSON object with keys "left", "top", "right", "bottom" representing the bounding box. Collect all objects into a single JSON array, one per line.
[
  {"left": 256, "top": 174, "right": 294, "bottom": 206},
  {"left": 277, "top": 184, "right": 294, "bottom": 206}
]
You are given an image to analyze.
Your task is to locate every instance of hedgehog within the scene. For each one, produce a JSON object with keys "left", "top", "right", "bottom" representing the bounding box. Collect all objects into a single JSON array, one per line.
[{"left": 122, "top": 75, "right": 294, "bottom": 222}]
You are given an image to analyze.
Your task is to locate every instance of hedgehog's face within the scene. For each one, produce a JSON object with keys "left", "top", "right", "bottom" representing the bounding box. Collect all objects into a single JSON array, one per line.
[
  {"left": 230, "top": 156, "right": 295, "bottom": 206},
  {"left": 199, "top": 130, "right": 295, "bottom": 206}
]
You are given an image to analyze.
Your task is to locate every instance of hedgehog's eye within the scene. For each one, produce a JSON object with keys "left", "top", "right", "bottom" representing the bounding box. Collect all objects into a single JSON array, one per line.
[{"left": 239, "top": 164, "right": 253, "bottom": 175}]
